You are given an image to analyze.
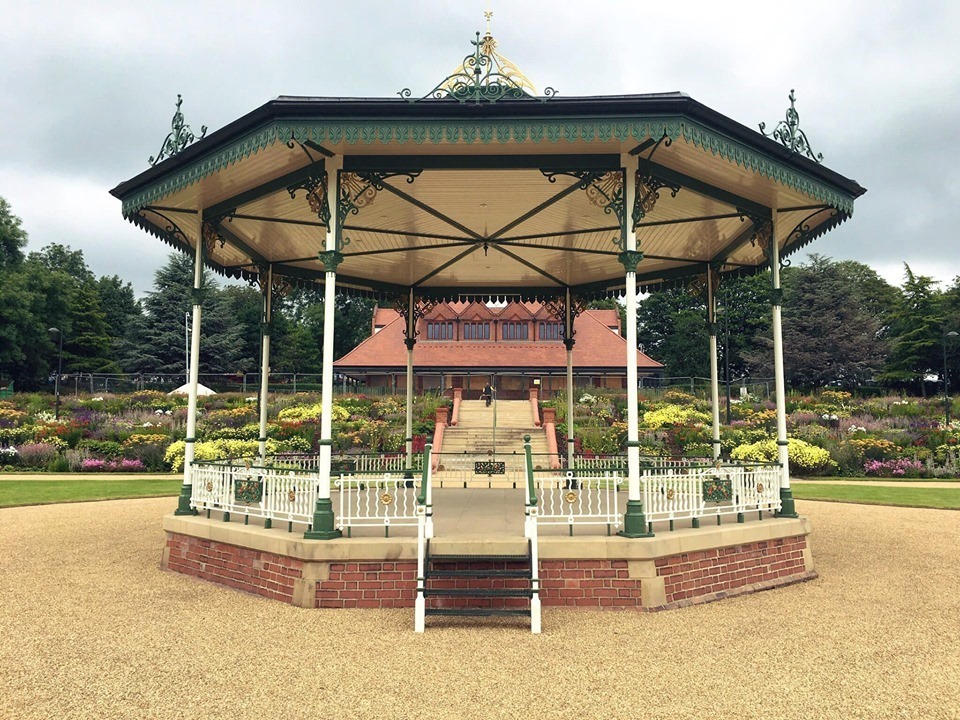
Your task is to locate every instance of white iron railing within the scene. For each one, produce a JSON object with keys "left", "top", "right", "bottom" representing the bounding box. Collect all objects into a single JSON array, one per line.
[
  {"left": 414, "top": 444, "right": 433, "bottom": 633},
  {"left": 570, "top": 454, "right": 713, "bottom": 471},
  {"left": 336, "top": 473, "right": 420, "bottom": 537},
  {"left": 432, "top": 452, "right": 526, "bottom": 488},
  {"left": 642, "top": 463, "right": 782, "bottom": 525},
  {"left": 268, "top": 452, "right": 422, "bottom": 474},
  {"left": 523, "top": 436, "right": 542, "bottom": 634},
  {"left": 190, "top": 461, "right": 320, "bottom": 527},
  {"left": 533, "top": 470, "right": 624, "bottom": 534}
]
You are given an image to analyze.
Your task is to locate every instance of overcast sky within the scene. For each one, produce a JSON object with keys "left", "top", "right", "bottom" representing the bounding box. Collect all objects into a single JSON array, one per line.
[{"left": 2, "top": 0, "right": 958, "bottom": 295}]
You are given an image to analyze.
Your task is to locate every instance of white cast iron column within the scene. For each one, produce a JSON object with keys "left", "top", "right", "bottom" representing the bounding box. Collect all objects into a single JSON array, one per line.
[
  {"left": 175, "top": 220, "right": 205, "bottom": 516},
  {"left": 769, "top": 214, "right": 798, "bottom": 517},
  {"left": 707, "top": 268, "right": 721, "bottom": 461},
  {"left": 306, "top": 158, "right": 344, "bottom": 539},
  {"left": 405, "top": 287, "right": 416, "bottom": 470},
  {"left": 564, "top": 287, "right": 575, "bottom": 469},
  {"left": 618, "top": 158, "right": 652, "bottom": 537},
  {"left": 257, "top": 264, "right": 273, "bottom": 464}
]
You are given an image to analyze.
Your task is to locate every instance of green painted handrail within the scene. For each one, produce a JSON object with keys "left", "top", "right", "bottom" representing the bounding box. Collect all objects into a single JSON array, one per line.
[
  {"left": 418, "top": 443, "right": 432, "bottom": 506},
  {"left": 523, "top": 434, "right": 537, "bottom": 506}
]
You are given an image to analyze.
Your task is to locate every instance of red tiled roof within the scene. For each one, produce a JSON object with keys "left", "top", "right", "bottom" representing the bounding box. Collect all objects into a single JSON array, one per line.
[{"left": 337, "top": 303, "right": 663, "bottom": 371}]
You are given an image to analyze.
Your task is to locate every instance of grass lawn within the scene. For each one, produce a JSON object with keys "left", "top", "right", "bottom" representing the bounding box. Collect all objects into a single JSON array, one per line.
[
  {"left": 792, "top": 483, "right": 960, "bottom": 510},
  {"left": 797, "top": 476, "right": 960, "bottom": 484},
  {"left": 0, "top": 478, "right": 181, "bottom": 508}
]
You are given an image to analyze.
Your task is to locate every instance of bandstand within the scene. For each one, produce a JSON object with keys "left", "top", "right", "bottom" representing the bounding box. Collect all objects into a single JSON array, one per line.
[{"left": 111, "top": 20, "right": 864, "bottom": 632}]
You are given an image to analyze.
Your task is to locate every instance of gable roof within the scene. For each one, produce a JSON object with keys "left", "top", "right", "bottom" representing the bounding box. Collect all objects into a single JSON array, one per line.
[{"left": 336, "top": 304, "right": 662, "bottom": 372}]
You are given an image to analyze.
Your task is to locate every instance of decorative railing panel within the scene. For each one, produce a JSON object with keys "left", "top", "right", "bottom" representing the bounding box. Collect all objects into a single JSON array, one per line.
[
  {"left": 533, "top": 470, "right": 624, "bottom": 533},
  {"left": 190, "top": 461, "right": 320, "bottom": 526},
  {"left": 336, "top": 473, "right": 420, "bottom": 536},
  {"left": 432, "top": 452, "right": 526, "bottom": 487}
]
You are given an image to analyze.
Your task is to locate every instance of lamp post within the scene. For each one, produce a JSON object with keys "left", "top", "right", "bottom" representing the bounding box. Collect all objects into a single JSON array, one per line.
[
  {"left": 943, "top": 330, "right": 959, "bottom": 425},
  {"left": 48, "top": 327, "right": 63, "bottom": 420}
]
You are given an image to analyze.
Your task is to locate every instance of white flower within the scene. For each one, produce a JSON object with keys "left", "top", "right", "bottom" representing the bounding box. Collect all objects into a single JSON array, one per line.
[
  {"left": 155, "top": 409, "right": 164, "bottom": 416},
  {"left": 142, "top": 421, "right": 154, "bottom": 427},
  {"left": 245, "top": 397, "right": 257, "bottom": 403},
  {"left": 164, "top": 410, "right": 172, "bottom": 416}
]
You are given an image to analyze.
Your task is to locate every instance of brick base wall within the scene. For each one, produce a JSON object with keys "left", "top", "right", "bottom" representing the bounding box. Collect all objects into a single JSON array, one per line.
[
  {"left": 657, "top": 536, "right": 808, "bottom": 605},
  {"left": 318, "top": 562, "right": 417, "bottom": 609},
  {"left": 163, "top": 533, "right": 810, "bottom": 611},
  {"left": 164, "top": 534, "right": 304, "bottom": 603}
]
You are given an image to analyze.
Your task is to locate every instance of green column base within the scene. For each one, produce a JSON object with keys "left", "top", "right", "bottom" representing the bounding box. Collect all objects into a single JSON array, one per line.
[
  {"left": 304, "top": 498, "right": 343, "bottom": 540},
  {"left": 777, "top": 487, "right": 799, "bottom": 518},
  {"left": 618, "top": 500, "right": 654, "bottom": 538},
  {"left": 174, "top": 485, "right": 197, "bottom": 516}
]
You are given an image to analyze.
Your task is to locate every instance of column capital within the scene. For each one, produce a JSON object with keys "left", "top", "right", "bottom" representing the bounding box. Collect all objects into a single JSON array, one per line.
[
  {"left": 318, "top": 250, "right": 344, "bottom": 272},
  {"left": 618, "top": 250, "right": 644, "bottom": 274},
  {"left": 404, "top": 338, "right": 417, "bottom": 350}
]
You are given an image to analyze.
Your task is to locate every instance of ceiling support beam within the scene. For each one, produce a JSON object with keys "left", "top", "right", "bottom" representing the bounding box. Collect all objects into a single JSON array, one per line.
[
  {"left": 344, "top": 154, "right": 620, "bottom": 172},
  {"left": 412, "top": 244, "right": 483, "bottom": 286},
  {"left": 376, "top": 182, "right": 485, "bottom": 241},
  {"left": 497, "top": 226, "right": 621, "bottom": 243},
  {"left": 487, "top": 178, "right": 587, "bottom": 241},
  {"left": 213, "top": 221, "right": 270, "bottom": 266},
  {"left": 639, "top": 158, "right": 770, "bottom": 220},
  {"left": 490, "top": 245, "right": 566, "bottom": 287},
  {"left": 342, "top": 225, "right": 473, "bottom": 243},
  {"left": 203, "top": 161, "right": 326, "bottom": 221}
]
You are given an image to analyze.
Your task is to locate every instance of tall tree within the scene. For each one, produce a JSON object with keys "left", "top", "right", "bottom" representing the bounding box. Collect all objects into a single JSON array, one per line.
[
  {"left": 61, "top": 279, "right": 117, "bottom": 373},
  {"left": 96, "top": 275, "right": 143, "bottom": 370},
  {"left": 134, "top": 253, "right": 250, "bottom": 378},
  {"left": 772, "top": 256, "right": 887, "bottom": 387},
  {"left": 0, "top": 197, "right": 28, "bottom": 271},
  {"left": 877, "top": 264, "right": 943, "bottom": 395}
]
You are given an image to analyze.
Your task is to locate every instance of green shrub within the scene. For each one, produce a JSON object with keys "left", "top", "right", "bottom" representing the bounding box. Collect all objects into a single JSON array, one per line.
[{"left": 78, "top": 439, "right": 124, "bottom": 459}]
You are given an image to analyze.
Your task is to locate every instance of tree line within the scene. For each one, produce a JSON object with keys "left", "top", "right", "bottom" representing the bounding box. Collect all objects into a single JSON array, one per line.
[
  {"left": 0, "top": 197, "right": 372, "bottom": 389},
  {"left": 635, "top": 255, "right": 960, "bottom": 395},
  {"left": 2, "top": 196, "right": 959, "bottom": 392}
]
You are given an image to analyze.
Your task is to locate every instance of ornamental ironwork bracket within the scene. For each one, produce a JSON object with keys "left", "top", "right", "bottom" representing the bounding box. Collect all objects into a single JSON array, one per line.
[
  {"left": 201, "top": 221, "right": 227, "bottom": 257},
  {"left": 542, "top": 293, "right": 585, "bottom": 348},
  {"left": 143, "top": 209, "right": 192, "bottom": 252},
  {"left": 398, "top": 29, "right": 556, "bottom": 104},
  {"left": 251, "top": 264, "right": 292, "bottom": 298},
  {"left": 541, "top": 169, "right": 625, "bottom": 250},
  {"left": 632, "top": 167, "right": 680, "bottom": 230},
  {"left": 288, "top": 170, "right": 331, "bottom": 229},
  {"left": 686, "top": 268, "right": 721, "bottom": 302},
  {"left": 739, "top": 210, "right": 774, "bottom": 260},
  {"left": 759, "top": 89, "right": 824, "bottom": 163},
  {"left": 149, "top": 95, "right": 207, "bottom": 166},
  {"left": 318, "top": 250, "right": 345, "bottom": 273},
  {"left": 392, "top": 294, "right": 438, "bottom": 343},
  {"left": 338, "top": 170, "right": 422, "bottom": 250}
]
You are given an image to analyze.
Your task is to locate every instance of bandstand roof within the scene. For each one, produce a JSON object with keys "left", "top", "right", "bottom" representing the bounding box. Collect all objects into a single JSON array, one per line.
[{"left": 111, "top": 30, "right": 865, "bottom": 303}]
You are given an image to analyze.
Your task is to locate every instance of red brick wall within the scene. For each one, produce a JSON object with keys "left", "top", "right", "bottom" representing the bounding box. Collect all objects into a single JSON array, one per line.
[
  {"left": 317, "top": 562, "right": 417, "bottom": 609},
  {"left": 164, "top": 533, "right": 303, "bottom": 603},
  {"left": 540, "top": 560, "right": 641, "bottom": 608},
  {"left": 657, "top": 536, "right": 808, "bottom": 604},
  {"left": 165, "top": 533, "right": 809, "bottom": 611}
]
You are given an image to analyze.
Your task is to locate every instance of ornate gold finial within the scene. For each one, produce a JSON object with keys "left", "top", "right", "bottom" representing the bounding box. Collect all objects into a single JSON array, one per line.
[{"left": 484, "top": 10, "right": 493, "bottom": 35}]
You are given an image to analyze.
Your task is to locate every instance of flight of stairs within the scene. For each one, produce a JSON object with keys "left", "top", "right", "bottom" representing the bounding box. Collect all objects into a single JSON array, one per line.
[
  {"left": 436, "top": 400, "right": 553, "bottom": 487},
  {"left": 422, "top": 540, "right": 536, "bottom": 622}
]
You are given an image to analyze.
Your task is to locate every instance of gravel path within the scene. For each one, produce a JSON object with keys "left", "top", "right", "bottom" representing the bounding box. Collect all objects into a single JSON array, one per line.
[{"left": 2, "top": 499, "right": 958, "bottom": 719}]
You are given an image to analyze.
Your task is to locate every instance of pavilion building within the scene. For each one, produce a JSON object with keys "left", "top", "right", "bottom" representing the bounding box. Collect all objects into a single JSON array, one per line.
[{"left": 335, "top": 301, "right": 664, "bottom": 397}]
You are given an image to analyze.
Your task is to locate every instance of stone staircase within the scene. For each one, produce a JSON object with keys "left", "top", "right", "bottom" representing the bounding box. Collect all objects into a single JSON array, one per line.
[{"left": 435, "top": 400, "right": 554, "bottom": 487}]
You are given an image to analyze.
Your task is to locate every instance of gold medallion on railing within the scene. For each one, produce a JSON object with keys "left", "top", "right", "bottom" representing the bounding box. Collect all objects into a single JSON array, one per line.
[
  {"left": 756, "top": 483, "right": 764, "bottom": 493},
  {"left": 380, "top": 492, "right": 394, "bottom": 506},
  {"left": 666, "top": 488, "right": 675, "bottom": 500},
  {"left": 205, "top": 481, "right": 213, "bottom": 492},
  {"left": 564, "top": 491, "right": 578, "bottom": 504},
  {"left": 288, "top": 490, "right": 297, "bottom": 502}
]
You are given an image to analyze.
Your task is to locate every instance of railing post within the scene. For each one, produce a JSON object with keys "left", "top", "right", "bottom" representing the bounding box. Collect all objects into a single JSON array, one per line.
[
  {"left": 420, "top": 443, "right": 433, "bottom": 539},
  {"left": 523, "top": 434, "right": 541, "bottom": 634}
]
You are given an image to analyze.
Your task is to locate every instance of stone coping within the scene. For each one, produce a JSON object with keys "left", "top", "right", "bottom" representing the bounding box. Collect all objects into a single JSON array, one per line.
[{"left": 162, "top": 513, "right": 810, "bottom": 562}]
